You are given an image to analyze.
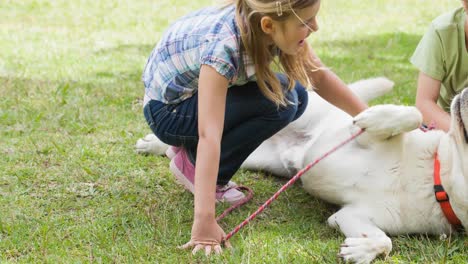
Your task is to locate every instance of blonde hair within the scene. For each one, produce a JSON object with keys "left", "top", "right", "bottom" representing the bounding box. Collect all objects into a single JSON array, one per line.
[{"left": 227, "top": 0, "right": 320, "bottom": 106}]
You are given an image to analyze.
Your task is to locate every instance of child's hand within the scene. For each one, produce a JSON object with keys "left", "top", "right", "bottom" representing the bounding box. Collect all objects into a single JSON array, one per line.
[{"left": 179, "top": 216, "right": 232, "bottom": 255}]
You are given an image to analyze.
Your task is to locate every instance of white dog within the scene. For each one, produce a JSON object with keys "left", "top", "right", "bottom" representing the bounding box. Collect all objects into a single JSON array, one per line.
[{"left": 136, "top": 78, "right": 467, "bottom": 263}]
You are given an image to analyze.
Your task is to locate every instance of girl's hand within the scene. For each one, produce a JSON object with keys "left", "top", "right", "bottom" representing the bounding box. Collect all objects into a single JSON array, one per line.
[{"left": 179, "top": 216, "right": 232, "bottom": 255}]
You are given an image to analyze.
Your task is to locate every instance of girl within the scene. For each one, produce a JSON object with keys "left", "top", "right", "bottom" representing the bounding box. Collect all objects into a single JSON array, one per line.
[
  {"left": 142, "top": 0, "right": 367, "bottom": 254},
  {"left": 411, "top": 0, "right": 468, "bottom": 131}
]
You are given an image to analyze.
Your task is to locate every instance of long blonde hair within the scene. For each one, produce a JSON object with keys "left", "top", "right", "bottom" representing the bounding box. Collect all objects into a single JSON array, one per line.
[{"left": 228, "top": 0, "right": 320, "bottom": 106}]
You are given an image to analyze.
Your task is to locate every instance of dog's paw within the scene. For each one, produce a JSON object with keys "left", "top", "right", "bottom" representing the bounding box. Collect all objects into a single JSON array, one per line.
[
  {"left": 353, "top": 105, "right": 422, "bottom": 139},
  {"left": 135, "top": 134, "right": 168, "bottom": 156},
  {"left": 339, "top": 236, "right": 391, "bottom": 264}
]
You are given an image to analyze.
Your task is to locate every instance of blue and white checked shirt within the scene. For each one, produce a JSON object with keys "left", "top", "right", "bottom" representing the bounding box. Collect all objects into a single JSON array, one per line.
[{"left": 142, "top": 5, "right": 256, "bottom": 105}]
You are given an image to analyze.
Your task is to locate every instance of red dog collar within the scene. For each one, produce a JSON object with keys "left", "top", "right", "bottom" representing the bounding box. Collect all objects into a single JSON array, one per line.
[{"left": 433, "top": 152, "right": 463, "bottom": 229}]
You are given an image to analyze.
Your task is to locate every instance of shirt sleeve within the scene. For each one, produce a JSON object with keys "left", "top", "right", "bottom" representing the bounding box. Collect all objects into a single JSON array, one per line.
[
  {"left": 410, "top": 23, "right": 446, "bottom": 81},
  {"left": 199, "top": 37, "right": 238, "bottom": 81}
]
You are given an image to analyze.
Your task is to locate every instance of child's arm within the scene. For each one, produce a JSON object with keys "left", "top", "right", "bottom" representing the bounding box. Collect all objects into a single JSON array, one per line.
[
  {"left": 181, "top": 64, "right": 231, "bottom": 254},
  {"left": 415, "top": 71, "right": 450, "bottom": 131},
  {"left": 306, "top": 47, "right": 367, "bottom": 117}
]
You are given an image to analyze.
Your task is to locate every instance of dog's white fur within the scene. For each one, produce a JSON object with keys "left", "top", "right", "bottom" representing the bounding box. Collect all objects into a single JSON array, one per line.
[{"left": 136, "top": 78, "right": 468, "bottom": 263}]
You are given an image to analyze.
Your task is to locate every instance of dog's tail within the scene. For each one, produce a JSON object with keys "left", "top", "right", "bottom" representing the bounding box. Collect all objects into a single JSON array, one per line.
[{"left": 348, "top": 77, "right": 394, "bottom": 103}]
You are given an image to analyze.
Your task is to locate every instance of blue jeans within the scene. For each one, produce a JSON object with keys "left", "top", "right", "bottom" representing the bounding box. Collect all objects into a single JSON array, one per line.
[{"left": 144, "top": 74, "right": 308, "bottom": 185}]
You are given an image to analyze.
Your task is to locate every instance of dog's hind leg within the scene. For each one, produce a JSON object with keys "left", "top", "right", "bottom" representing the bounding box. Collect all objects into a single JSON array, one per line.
[
  {"left": 240, "top": 129, "right": 307, "bottom": 178},
  {"left": 327, "top": 207, "right": 392, "bottom": 264},
  {"left": 135, "top": 133, "right": 169, "bottom": 156},
  {"left": 348, "top": 77, "right": 394, "bottom": 103},
  {"left": 241, "top": 141, "right": 295, "bottom": 178}
]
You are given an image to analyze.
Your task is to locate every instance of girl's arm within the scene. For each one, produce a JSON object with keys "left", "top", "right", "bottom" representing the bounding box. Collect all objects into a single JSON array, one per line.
[
  {"left": 194, "top": 65, "right": 227, "bottom": 219},
  {"left": 306, "top": 47, "right": 367, "bottom": 117},
  {"left": 183, "top": 64, "right": 231, "bottom": 254},
  {"left": 415, "top": 71, "right": 450, "bottom": 131}
]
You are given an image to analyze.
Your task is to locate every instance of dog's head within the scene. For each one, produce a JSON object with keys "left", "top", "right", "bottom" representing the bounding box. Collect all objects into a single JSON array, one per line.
[
  {"left": 448, "top": 87, "right": 468, "bottom": 230},
  {"left": 449, "top": 87, "right": 468, "bottom": 166}
]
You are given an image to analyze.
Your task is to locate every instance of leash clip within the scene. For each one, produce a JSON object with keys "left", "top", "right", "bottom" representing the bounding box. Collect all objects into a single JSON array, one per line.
[{"left": 434, "top": 184, "right": 449, "bottom": 203}]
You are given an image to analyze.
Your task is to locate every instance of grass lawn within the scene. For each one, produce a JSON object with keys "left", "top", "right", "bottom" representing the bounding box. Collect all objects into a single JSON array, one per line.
[{"left": 1, "top": 0, "right": 467, "bottom": 263}]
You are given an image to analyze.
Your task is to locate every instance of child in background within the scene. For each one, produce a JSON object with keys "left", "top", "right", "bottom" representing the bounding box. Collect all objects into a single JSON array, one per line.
[
  {"left": 142, "top": 0, "right": 367, "bottom": 254},
  {"left": 411, "top": 0, "right": 468, "bottom": 131}
]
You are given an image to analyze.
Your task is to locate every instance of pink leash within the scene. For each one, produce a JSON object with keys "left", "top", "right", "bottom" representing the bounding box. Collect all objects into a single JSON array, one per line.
[
  {"left": 221, "top": 128, "right": 365, "bottom": 242},
  {"left": 216, "top": 186, "right": 254, "bottom": 222}
]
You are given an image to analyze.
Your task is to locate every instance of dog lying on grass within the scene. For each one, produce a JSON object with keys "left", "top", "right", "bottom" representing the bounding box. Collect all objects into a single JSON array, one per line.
[{"left": 136, "top": 77, "right": 467, "bottom": 263}]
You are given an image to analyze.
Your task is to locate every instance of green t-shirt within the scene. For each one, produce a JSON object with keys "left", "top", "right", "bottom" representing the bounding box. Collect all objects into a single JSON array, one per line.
[{"left": 410, "top": 7, "right": 468, "bottom": 112}]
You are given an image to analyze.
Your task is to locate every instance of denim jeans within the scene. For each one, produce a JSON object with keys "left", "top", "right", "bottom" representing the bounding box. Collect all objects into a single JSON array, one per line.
[{"left": 143, "top": 74, "right": 308, "bottom": 185}]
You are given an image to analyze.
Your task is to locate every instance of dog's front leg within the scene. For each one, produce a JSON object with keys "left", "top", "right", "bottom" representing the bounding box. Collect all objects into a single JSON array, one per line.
[
  {"left": 353, "top": 105, "right": 422, "bottom": 139},
  {"left": 327, "top": 207, "right": 392, "bottom": 264}
]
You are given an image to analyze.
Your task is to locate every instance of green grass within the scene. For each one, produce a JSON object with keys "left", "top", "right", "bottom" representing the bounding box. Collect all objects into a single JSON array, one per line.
[{"left": 1, "top": 0, "right": 467, "bottom": 263}]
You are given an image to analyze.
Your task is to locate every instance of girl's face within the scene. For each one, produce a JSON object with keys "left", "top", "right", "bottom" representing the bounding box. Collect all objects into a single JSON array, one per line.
[{"left": 269, "top": 1, "right": 320, "bottom": 55}]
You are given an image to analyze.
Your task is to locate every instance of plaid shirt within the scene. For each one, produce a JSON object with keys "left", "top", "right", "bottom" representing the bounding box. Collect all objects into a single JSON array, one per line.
[{"left": 142, "top": 5, "right": 256, "bottom": 105}]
